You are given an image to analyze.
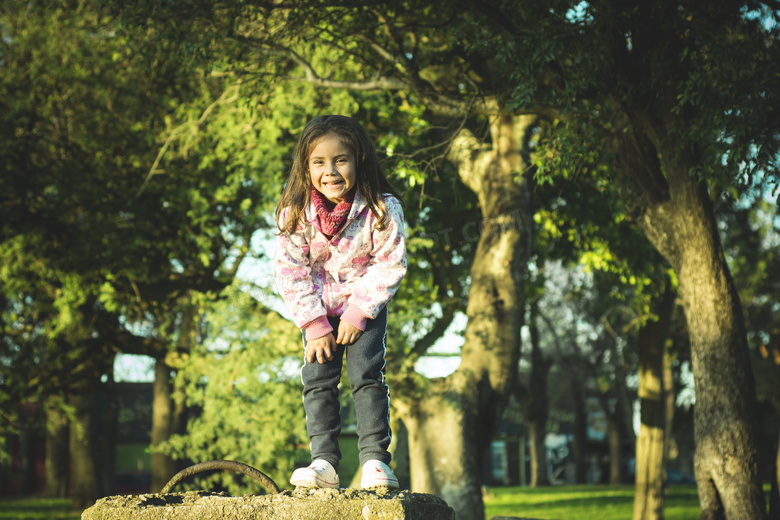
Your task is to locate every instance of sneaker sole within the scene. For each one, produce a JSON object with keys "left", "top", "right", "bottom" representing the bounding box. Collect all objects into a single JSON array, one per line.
[
  {"left": 361, "top": 479, "right": 399, "bottom": 489},
  {"left": 290, "top": 472, "right": 339, "bottom": 489},
  {"left": 291, "top": 479, "right": 339, "bottom": 489}
]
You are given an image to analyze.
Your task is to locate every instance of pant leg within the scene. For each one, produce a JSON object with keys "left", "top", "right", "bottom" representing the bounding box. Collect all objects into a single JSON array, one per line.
[
  {"left": 345, "top": 307, "right": 392, "bottom": 466},
  {"left": 301, "top": 316, "right": 344, "bottom": 471}
]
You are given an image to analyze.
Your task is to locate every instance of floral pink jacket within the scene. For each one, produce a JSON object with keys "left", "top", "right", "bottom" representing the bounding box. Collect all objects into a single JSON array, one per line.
[{"left": 274, "top": 192, "right": 407, "bottom": 340}]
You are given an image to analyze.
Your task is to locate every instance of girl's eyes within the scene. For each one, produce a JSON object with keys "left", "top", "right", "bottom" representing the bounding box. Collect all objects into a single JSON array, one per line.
[{"left": 310, "top": 157, "right": 350, "bottom": 165}]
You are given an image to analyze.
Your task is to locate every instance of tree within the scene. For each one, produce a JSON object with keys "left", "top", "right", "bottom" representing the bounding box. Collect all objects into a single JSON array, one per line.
[
  {"left": 518, "top": 300, "right": 552, "bottom": 487},
  {"left": 515, "top": 3, "right": 777, "bottom": 516},
  {"left": 393, "top": 116, "right": 532, "bottom": 519},
  {"left": 111, "top": 1, "right": 778, "bottom": 517},
  {"left": 0, "top": 1, "right": 284, "bottom": 505},
  {"left": 718, "top": 191, "right": 780, "bottom": 517},
  {"left": 158, "top": 286, "right": 308, "bottom": 494},
  {"left": 633, "top": 287, "right": 675, "bottom": 520}
]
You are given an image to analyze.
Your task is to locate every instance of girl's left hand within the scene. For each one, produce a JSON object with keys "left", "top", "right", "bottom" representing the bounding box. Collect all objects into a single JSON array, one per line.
[{"left": 337, "top": 320, "right": 363, "bottom": 345}]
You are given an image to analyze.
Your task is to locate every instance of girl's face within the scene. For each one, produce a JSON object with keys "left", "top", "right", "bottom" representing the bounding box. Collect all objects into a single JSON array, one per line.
[{"left": 308, "top": 134, "right": 356, "bottom": 204}]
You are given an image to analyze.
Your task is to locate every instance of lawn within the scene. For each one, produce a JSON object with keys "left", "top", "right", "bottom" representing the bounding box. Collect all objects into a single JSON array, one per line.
[
  {"left": 0, "top": 497, "right": 83, "bottom": 520},
  {"left": 0, "top": 486, "right": 700, "bottom": 520},
  {"left": 5, "top": 484, "right": 771, "bottom": 520},
  {"left": 483, "top": 484, "right": 701, "bottom": 520}
]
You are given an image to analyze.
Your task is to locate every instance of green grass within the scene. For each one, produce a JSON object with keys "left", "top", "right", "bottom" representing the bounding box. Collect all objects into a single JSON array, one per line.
[
  {"left": 0, "top": 497, "right": 83, "bottom": 520},
  {"left": 1, "top": 484, "right": 769, "bottom": 520},
  {"left": 483, "top": 484, "right": 701, "bottom": 520},
  {"left": 0, "top": 488, "right": 700, "bottom": 520}
]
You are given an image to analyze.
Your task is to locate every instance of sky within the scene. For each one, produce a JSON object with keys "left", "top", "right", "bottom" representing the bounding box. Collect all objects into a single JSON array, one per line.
[{"left": 114, "top": 233, "right": 463, "bottom": 382}]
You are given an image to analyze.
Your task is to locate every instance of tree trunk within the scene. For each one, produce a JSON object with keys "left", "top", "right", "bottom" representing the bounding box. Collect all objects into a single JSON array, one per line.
[
  {"left": 391, "top": 418, "right": 410, "bottom": 490},
  {"left": 604, "top": 333, "right": 638, "bottom": 451},
  {"left": 607, "top": 419, "right": 622, "bottom": 484},
  {"left": 525, "top": 307, "right": 550, "bottom": 487},
  {"left": 571, "top": 375, "right": 588, "bottom": 484},
  {"left": 99, "top": 367, "right": 118, "bottom": 497},
  {"left": 69, "top": 389, "right": 102, "bottom": 509},
  {"left": 596, "top": 347, "right": 627, "bottom": 485},
  {"left": 629, "top": 146, "right": 767, "bottom": 519},
  {"left": 633, "top": 288, "right": 675, "bottom": 520},
  {"left": 771, "top": 453, "right": 779, "bottom": 520},
  {"left": 150, "top": 360, "right": 183, "bottom": 492},
  {"left": 67, "top": 353, "right": 116, "bottom": 508},
  {"left": 401, "top": 376, "right": 484, "bottom": 518},
  {"left": 770, "top": 422, "right": 780, "bottom": 520},
  {"left": 528, "top": 421, "right": 547, "bottom": 487},
  {"left": 151, "top": 303, "right": 195, "bottom": 492},
  {"left": 396, "top": 115, "right": 534, "bottom": 520},
  {"left": 44, "top": 398, "right": 69, "bottom": 498},
  {"left": 662, "top": 345, "right": 675, "bottom": 479}
]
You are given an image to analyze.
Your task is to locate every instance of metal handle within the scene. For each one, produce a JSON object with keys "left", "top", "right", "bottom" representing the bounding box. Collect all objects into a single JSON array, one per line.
[{"left": 159, "top": 460, "right": 280, "bottom": 495}]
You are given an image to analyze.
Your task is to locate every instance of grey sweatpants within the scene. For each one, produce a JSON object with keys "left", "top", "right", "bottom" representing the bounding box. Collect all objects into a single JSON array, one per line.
[{"left": 301, "top": 307, "right": 391, "bottom": 472}]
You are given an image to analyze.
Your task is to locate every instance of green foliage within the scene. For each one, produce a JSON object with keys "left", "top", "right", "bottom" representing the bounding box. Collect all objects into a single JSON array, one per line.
[
  {"left": 158, "top": 285, "right": 307, "bottom": 494},
  {"left": 0, "top": 0, "right": 288, "bottom": 459},
  {"left": 3, "top": 1, "right": 776, "bottom": 506}
]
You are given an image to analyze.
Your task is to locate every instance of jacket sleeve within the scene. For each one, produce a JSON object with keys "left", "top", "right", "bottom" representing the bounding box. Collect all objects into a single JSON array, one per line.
[
  {"left": 273, "top": 220, "right": 330, "bottom": 334},
  {"left": 345, "top": 195, "right": 407, "bottom": 320}
]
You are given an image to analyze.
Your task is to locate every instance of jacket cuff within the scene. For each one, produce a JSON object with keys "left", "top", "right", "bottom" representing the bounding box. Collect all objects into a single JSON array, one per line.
[
  {"left": 341, "top": 305, "right": 370, "bottom": 331},
  {"left": 302, "top": 316, "right": 333, "bottom": 340}
]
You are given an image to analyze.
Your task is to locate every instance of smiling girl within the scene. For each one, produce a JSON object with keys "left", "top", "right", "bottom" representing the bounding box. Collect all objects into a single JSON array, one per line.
[{"left": 274, "top": 115, "right": 407, "bottom": 489}]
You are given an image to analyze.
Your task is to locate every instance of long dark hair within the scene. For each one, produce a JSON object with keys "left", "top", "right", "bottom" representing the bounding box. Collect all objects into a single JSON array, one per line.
[{"left": 275, "top": 115, "right": 405, "bottom": 235}]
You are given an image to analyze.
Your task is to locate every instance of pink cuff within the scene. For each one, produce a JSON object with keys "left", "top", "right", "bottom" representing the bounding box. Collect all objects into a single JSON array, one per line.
[
  {"left": 341, "top": 305, "right": 371, "bottom": 331},
  {"left": 302, "top": 316, "right": 333, "bottom": 340}
]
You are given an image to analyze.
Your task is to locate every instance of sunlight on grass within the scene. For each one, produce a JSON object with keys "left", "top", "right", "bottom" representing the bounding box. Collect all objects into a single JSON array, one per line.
[
  {"left": 483, "top": 484, "right": 701, "bottom": 520},
  {"left": 0, "top": 497, "right": 83, "bottom": 520},
  {"left": 6, "top": 483, "right": 771, "bottom": 520}
]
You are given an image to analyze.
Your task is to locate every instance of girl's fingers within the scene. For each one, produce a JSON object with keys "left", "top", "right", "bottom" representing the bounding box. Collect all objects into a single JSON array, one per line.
[{"left": 306, "top": 338, "right": 335, "bottom": 364}]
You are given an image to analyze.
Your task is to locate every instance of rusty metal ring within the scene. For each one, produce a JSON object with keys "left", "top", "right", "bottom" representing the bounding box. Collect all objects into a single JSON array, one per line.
[{"left": 159, "top": 460, "right": 280, "bottom": 495}]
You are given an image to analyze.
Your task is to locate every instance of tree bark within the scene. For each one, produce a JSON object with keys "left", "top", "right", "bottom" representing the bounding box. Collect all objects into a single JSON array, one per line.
[
  {"left": 662, "top": 345, "right": 676, "bottom": 480},
  {"left": 633, "top": 288, "right": 675, "bottom": 520},
  {"left": 100, "top": 368, "right": 118, "bottom": 498},
  {"left": 151, "top": 302, "right": 195, "bottom": 492},
  {"left": 770, "top": 410, "right": 780, "bottom": 520},
  {"left": 524, "top": 306, "right": 550, "bottom": 487},
  {"left": 624, "top": 138, "right": 767, "bottom": 518},
  {"left": 571, "top": 374, "right": 588, "bottom": 484},
  {"left": 68, "top": 351, "right": 117, "bottom": 509},
  {"left": 396, "top": 115, "right": 534, "bottom": 520},
  {"left": 150, "top": 360, "right": 185, "bottom": 492},
  {"left": 606, "top": 417, "right": 622, "bottom": 484},
  {"left": 44, "top": 399, "right": 69, "bottom": 498},
  {"left": 771, "top": 447, "right": 779, "bottom": 520},
  {"left": 595, "top": 339, "right": 630, "bottom": 485},
  {"left": 69, "top": 390, "right": 102, "bottom": 509}
]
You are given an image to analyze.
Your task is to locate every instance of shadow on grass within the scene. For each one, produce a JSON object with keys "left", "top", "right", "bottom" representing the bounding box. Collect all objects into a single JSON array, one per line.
[
  {"left": 0, "top": 497, "right": 83, "bottom": 520},
  {"left": 483, "top": 484, "right": 702, "bottom": 520}
]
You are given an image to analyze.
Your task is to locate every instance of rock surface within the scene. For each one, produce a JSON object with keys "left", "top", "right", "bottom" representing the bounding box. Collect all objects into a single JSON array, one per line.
[{"left": 82, "top": 488, "right": 454, "bottom": 520}]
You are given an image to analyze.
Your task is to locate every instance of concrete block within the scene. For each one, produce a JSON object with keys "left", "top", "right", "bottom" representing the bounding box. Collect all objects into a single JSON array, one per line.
[{"left": 82, "top": 488, "right": 454, "bottom": 520}]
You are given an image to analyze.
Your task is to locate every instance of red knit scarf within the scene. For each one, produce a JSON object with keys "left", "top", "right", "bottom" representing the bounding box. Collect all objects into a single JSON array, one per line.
[{"left": 311, "top": 188, "right": 355, "bottom": 238}]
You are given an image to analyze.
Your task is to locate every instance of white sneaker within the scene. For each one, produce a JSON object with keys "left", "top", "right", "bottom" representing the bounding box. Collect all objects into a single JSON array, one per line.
[
  {"left": 361, "top": 460, "right": 399, "bottom": 489},
  {"left": 290, "top": 459, "right": 340, "bottom": 489}
]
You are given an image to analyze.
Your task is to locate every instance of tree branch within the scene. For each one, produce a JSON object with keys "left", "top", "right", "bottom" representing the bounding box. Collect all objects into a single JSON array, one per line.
[
  {"left": 237, "top": 35, "right": 496, "bottom": 117},
  {"left": 407, "top": 304, "right": 458, "bottom": 363}
]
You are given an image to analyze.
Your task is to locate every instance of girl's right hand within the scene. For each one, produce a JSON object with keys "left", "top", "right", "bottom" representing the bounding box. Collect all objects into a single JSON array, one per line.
[{"left": 305, "top": 333, "right": 338, "bottom": 364}]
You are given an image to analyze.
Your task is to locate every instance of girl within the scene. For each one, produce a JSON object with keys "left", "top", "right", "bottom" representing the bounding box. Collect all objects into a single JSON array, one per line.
[{"left": 274, "top": 115, "right": 407, "bottom": 489}]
